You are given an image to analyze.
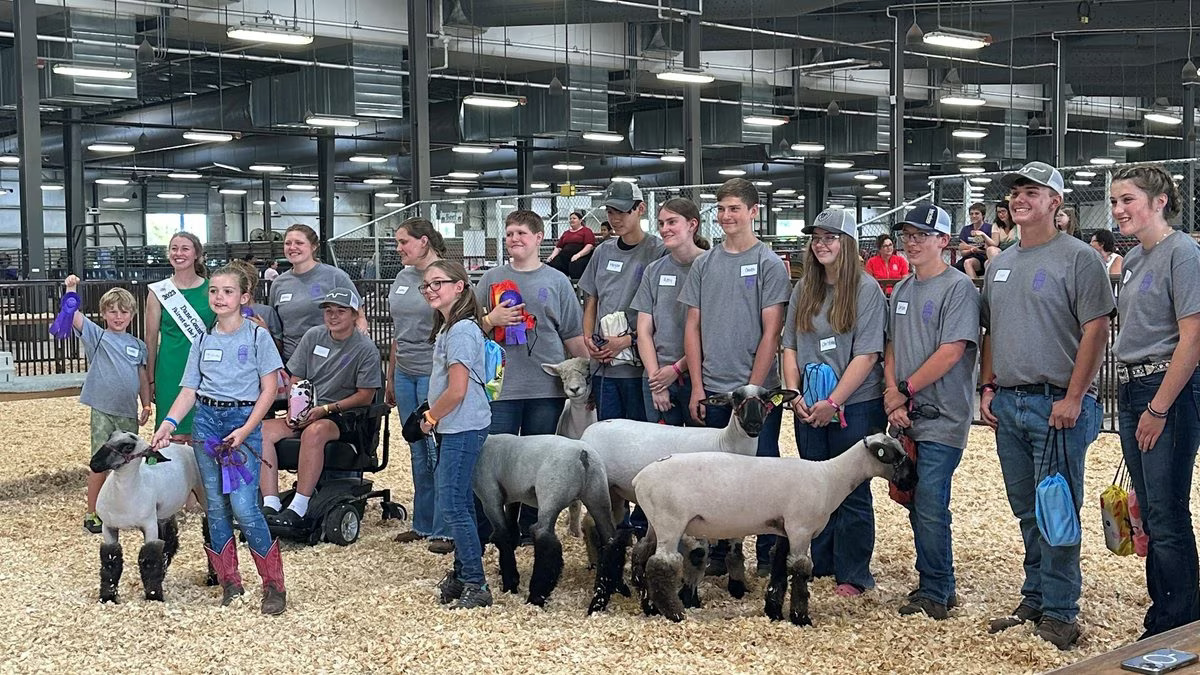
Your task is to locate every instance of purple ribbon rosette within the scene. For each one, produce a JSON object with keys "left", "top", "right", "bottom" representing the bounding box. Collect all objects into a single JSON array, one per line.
[
  {"left": 49, "top": 291, "right": 80, "bottom": 339},
  {"left": 203, "top": 438, "right": 254, "bottom": 494}
]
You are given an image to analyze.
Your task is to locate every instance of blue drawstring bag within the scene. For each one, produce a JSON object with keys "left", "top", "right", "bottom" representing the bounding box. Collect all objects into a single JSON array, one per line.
[
  {"left": 1035, "top": 429, "right": 1081, "bottom": 547},
  {"left": 802, "top": 362, "right": 838, "bottom": 408}
]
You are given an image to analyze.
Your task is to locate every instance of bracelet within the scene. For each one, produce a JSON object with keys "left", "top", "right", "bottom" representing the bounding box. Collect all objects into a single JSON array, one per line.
[
  {"left": 671, "top": 363, "right": 683, "bottom": 378},
  {"left": 322, "top": 404, "right": 331, "bottom": 415},
  {"left": 980, "top": 383, "right": 998, "bottom": 395},
  {"left": 1146, "top": 402, "right": 1169, "bottom": 419},
  {"left": 423, "top": 410, "right": 439, "bottom": 427},
  {"left": 163, "top": 416, "right": 179, "bottom": 429},
  {"left": 141, "top": 405, "right": 152, "bottom": 411},
  {"left": 825, "top": 397, "right": 841, "bottom": 412},
  {"left": 481, "top": 315, "right": 492, "bottom": 329}
]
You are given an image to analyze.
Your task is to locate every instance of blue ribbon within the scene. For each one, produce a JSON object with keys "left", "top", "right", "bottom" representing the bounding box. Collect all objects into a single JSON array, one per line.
[
  {"left": 203, "top": 438, "right": 254, "bottom": 494},
  {"left": 49, "top": 291, "right": 80, "bottom": 339}
]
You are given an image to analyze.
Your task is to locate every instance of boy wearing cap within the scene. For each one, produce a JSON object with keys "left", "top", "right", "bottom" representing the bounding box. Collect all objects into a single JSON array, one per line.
[
  {"left": 259, "top": 287, "right": 382, "bottom": 526},
  {"left": 681, "top": 177, "right": 791, "bottom": 575},
  {"left": 979, "top": 161, "right": 1113, "bottom": 650},
  {"left": 579, "top": 181, "right": 666, "bottom": 421},
  {"left": 883, "top": 203, "right": 980, "bottom": 620}
]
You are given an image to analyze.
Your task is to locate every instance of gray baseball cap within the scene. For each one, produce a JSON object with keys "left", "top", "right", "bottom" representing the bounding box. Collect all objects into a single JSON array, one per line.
[
  {"left": 894, "top": 203, "right": 953, "bottom": 235},
  {"left": 602, "top": 181, "right": 644, "bottom": 212},
  {"left": 318, "top": 287, "right": 361, "bottom": 311},
  {"left": 803, "top": 208, "right": 858, "bottom": 238},
  {"left": 999, "top": 161, "right": 1065, "bottom": 196}
]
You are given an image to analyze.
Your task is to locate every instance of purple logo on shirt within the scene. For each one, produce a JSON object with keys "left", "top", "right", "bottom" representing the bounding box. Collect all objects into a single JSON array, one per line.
[
  {"left": 538, "top": 287, "right": 549, "bottom": 303},
  {"left": 339, "top": 354, "right": 351, "bottom": 369},
  {"left": 1139, "top": 272, "right": 1155, "bottom": 294},
  {"left": 745, "top": 275, "right": 757, "bottom": 289},
  {"left": 1032, "top": 269, "right": 1047, "bottom": 292},
  {"left": 237, "top": 345, "right": 249, "bottom": 363},
  {"left": 634, "top": 264, "right": 645, "bottom": 283},
  {"left": 310, "top": 284, "right": 324, "bottom": 299},
  {"left": 922, "top": 300, "right": 935, "bottom": 324}
]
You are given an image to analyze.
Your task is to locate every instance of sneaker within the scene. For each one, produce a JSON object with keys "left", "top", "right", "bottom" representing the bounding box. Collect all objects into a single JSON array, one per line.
[
  {"left": 428, "top": 539, "right": 455, "bottom": 554},
  {"left": 453, "top": 582, "right": 493, "bottom": 609},
  {"left": 988, "top": 603, "right": 1042, "bottom": 634},
  {"left": 83, "top": 512, "right": 103, "bottom": 534},
  {"left": 908, "top": 587, "right": 960, "bottom": 610},
  {"left": 437, "top": 570, "right": 464, "bottom": 605},
  {"left": 704, "top": 557, "right": 727, "bottom": 577},
  {"left": 1034, "top": 617, "right": 1080, "bottom": 650},
  {"left": 899, "top": 596, "right": 949, "bottom": 620},
  {"left": 393, "top": 530, "right": 426, "bottom": 544}
]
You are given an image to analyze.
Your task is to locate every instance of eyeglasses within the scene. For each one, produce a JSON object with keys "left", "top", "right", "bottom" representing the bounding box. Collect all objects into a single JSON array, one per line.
[
  {"left": 418, "top": 279, "right": 454, "bottom": 294},
  {"left": 810, "top": 234, "right": 841, "bottom": 247}
]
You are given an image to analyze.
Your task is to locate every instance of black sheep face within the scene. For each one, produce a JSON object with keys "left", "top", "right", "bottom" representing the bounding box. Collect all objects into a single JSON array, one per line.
[
  {"left": 702, "top": 385, "right": 799, "bottom": 438},
  {"left": 89, "top": 430, "right": 169, "bottom": 473},
  {"left": 864, "top": 433, "right": 918, "bottom": 492}
]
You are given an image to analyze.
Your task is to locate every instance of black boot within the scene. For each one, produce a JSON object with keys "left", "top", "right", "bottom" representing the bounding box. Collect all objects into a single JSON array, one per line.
[
  {"left": 99, "top": 542, "right": 123, "bottom": 603},
  {"left": 139, "top": 540, "right": 167, "bottom": 601}
]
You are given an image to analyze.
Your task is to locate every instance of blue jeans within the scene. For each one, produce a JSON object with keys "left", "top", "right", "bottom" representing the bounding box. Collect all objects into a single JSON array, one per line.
[
  {"left": 706, "top": 390, "right": 786, "bottom": 567},
  {"left": 795, "top": 398, "right": 887, "bottom": 589},
  {"left": 1118, "top": 371, "right": 1200, "bottom": 636},
  {"left": 435, "top": 428, "right": 488, "bottom": 586},
  {"left": 394, "top": 371, "right": 446, "bottom": 539},
  {"left": 193, "top": 404, "right": 273, "bottom": 557},
  {"left": 908, "top": 440, "right": 964, "bottom": 606},
  {"left": 641, "top": 378, "right": 696, "bottom": 426},
  {"left": 992, "top": 389, "right": 1101, "bottom": 624},
  {"left": 593, "top": 375, "right": 647, "bottom": 422}
]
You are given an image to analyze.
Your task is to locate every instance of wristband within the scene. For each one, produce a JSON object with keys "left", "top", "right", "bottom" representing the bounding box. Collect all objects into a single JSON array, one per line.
[
  {"left": 141, "top": 405, "right": 152, "bottom": 411},
  {"left": 481, "top": 315, "right": 492, "bottom": 329},
  {"left": 980, "top": 383, "right": 998, "bottom": 395},
  {"left": 825, "top": 397, "right": 841, "bottom": 412},
  {"left": 424, "top": 410, "right": 439, "bottom": 427},
  {"left": 164, "top": 416, "right": 179, "bottom": 429},
  {"left": 1147, "top": 402, "right": 1169, "bottom": 419},
  {"left": 671, "top": 363, "right": 683, "bottom": 379}
]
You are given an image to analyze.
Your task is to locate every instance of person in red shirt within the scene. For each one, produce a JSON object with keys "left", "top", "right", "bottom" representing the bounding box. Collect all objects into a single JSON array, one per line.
[
  {"left": 546, "top": 210, "right": 597, "bottom": 280},
  {"left": 865, "top": 233, "right": 910, "bottom": 295}
]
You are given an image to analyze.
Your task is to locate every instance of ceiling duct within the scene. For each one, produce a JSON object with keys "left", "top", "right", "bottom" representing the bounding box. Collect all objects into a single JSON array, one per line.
[
  {"left": 249, "top": 45, "right": 404, "bottom": 127},
  {"left": 780, "top": 101, "right": 890, "bottom": 156},
  {"left": 439, "top": 0, "right": 488, "bottom": 38},
  {"left": 640, "top": 24, "right": 680, "bottom": 60}
]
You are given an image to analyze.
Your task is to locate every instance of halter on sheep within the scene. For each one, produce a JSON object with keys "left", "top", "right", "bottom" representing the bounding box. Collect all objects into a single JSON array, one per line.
[{"left": 631, "top": 432, "right": 916, "bottom": 624}]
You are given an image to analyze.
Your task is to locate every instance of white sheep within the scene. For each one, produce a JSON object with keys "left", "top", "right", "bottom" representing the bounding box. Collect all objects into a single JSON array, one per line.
[
  {"left": 631, "top": 432, "right": 916, "bottom": 624},
  {"left": 541, "top": 357, "right": 597, "bottom": 539},
  {"left": 580, "top": 385, "right": 798, "bottom": 609},
  {"left": 90, "top": 430, "right": 204, "bottom": 603}
]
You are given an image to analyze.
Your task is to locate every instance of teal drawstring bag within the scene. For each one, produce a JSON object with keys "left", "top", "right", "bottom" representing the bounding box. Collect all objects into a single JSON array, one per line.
[
  {"left": 802, "top": 362, "right": 838, "bottom": 408},
  {"left": 1035, "top": 429, "right": 1081, "bottom": 547}
]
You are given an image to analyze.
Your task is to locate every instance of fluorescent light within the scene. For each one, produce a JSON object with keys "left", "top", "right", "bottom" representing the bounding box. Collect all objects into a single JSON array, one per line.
[
  {"left": 375, "top": 192, "right": 400, "bottom": 199},
  {"left": 879, "top": 191, "right": 892, "bottom": 197},
  {"left": 582, "top": 131, "right": 625, "bottom": 143},
  {"left": 791, "top": 142, "right": 826, "bottom": 153},
  {"left": 452, "top": 144, "right": 495, "bottom": 154},
  {"left": 1076, "top": 171, "right": 1097, "bottom": 177},
  {"left": 923, "top": 29, "right": 992, "bottom": 50},
  {"left": 52, "top": 64, "right": 133, "bottom": 80},
  {"left": 1173, "top": 174, "right": 1185, "bottom": 180},
  {"left": 829, "top": 204, "right": 846, "bottom": 210},
  {"left": 1144, "top": 111, "right": 1182, "bottom": 125},
  {"left": 742, "top": 114, "right": 789, "bottom": 127},
  {"left": 311, "top": 196, "right": 321, "bottom": 202},
  {"left": 553, "top": 163, "right": 584, "bottom": 171},
  {"left": 304, "top": 114, "right": 359, "bottom": 128},
  {"left": 719, "top": 168, "right": 746, "bottom": 176},
  {"left": 941, "top": 94, "right": 987, "bottom": 107},
  {"left": 1114, "top": 138, "right": 1145, "bottom": 148},
  {"left": 970, "top": 177, "right": 992, "bottom": 184},
  {"left": 227, "top": 23, "right": 313, "bottom": 46},
  {"left": 451, "top": 200, "right": 466, "bottom": 204},
  {"left": 611, "top": 176, "right": 638, "bottom": 183},
  {"left": 0, "top": 155, "right": 18, "bottom": 165},
  {"left": 498, "top": 203, "right": 516, "bottom": 209},
  {"left": 168, "top": 172, "right": 203, "bottom": 179},
  {"left": 774, "top": 188, "right": 796, "bottom": 195},
  {"left": 101, "top": 196, "right": 129, "bottom": 203},
  {"left": 865, "top": 183, "right": 887, "bottom": 190},
  {"left": 957, "top": 150, "right": 987, "bottom": 160},
  {"left": 157, "top": 192, "right": 186, "bottom": 200},
  {"left": 660, "top": 152, "right": 687, "bottom": 163},
  {"left": 88, "top": 143, "right": 135, "bottom": 153},
  {"left": 960, "top": 166, "right": 986, "bottom": 174},
  {"left": 383, "top": 202, "right": 406, "bottom": 208},
  {"left": 183, "top": 130, "right": 235, "bottom": 143},
  {"left": 699, "top": 193, "right": 717, "bottom": 199},
  {"left": 825, "top": 160, "right": 854, "bottom": 169},
  {"left": 1070, "top": 179, "right": 1091, "bottom": 186},
  {"left": 530, "top": 182, "right": 550, "bottom": 189},
  {"left": 952, "top": 127, "right": 989, "bottom": 139},
  {"left": 448, "top": 171, "right": 480, "bottom": 179},
  {"left": 1063, "top": 187, "right": 1074, "bottom": 194},
  {"left": 41, "top": 184, "right": 64, "bottom": 191},
  {"left": 1089, "top": 157, "right": 1117, "bottom": 165},
  {"left": 286, "top": 183, "right": 316, "bottom": 191},
  {"left": 218, "top": 188, "right": 247, "bottom": 195},
  {"left": 771, "top": 206, "right": 782, "bottom": 212},
  {"left": 363, "top": 177, "right": 394, "bottom": 185},
  {"left": 249, "top": 164, "right": 286, "bottom": 172},
  {"left": 349, "top": 155, "right": 387, "bottom": 164},
  {"left": 463, "top": 93, "right": 523, "bottom": 108},
  {"left": 657, "top": 68, "right": 715, "bottom": 84},
  {"left": 853, "top": 173, "right": 876, "bottom": 181},
  {"left": 252, "top": 199, "right": 277, "bottom": 206},
  {"left": 96, "top": 178, "right": 129, "bottom": 186},
  {"left": 445, "top": 187, "right": 470, "bottom": 194},
  {"left": 754, "top": 180, "right": 773, "bottom": 187}
]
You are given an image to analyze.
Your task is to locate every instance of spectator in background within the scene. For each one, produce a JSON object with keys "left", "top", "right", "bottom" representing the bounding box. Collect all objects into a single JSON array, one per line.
[
  {"left": 952, "top": 202, "right": 991, "bottom": 279},
  {"left": 598, "top": 222, "right": 614, "bottom": 242},
  {"left": 263, "top": 260, "right": 280, "bottom": 282},
  {"left": 545, "top": 209, "right": 596, "bottom": 280},
  {"left": 864, "top": 232, "right": 910, "bottom": 295},
  {"left": 1057, "top": 205, "right": 1085, "bottom": 241},
  {"left": 1090, "top": 229, "right": 1124, "bottom": 277},
  {"left": 986, "top": 201, "right": 1019, "bottom": 261}
]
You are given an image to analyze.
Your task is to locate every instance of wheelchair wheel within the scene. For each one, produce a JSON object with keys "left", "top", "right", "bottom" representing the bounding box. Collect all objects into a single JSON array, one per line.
[
  {"left": 324, "top": 504, "right": 361, "bottom": 546},
  {"left": 382, "top": 501, "right": 408, "bottom": 522}
]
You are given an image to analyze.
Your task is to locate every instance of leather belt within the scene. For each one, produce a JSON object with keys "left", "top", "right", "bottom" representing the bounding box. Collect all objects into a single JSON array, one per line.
[
  {"left": 197, "top": 395, "right": 256, "bottom": 408},
  {"left": 1117, "top": 361, "right": 1171, "bottom": 385},
  {"left": 999, "top": 383, "right": 1068, "bottom": 397}
]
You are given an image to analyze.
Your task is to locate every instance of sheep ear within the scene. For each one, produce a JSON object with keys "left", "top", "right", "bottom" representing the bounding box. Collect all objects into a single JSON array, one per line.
[
  {"left": 769, "top": 389, "right": 800, "bottom": 405},
  {"left": 701, "top": 393, "right": 732, "bottom": 408},
  {"left": 541, "top": 363, "right": 560, "bottom": 377}
]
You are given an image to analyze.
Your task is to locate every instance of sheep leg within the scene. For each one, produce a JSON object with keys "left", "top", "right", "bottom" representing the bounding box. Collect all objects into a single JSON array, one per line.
[
  {"left": 526, "top": 510, "right": 564, "bottom": 608},
  {"left": 159, "top": 517, "right": 179, "bottom": 571},
  {"left": 646, "top": 552, "right": 686, "bottom": 622},
  {"left": 583, "top": 472, "right": 622, "bottom": 615},
  {"left": 99, "top": 542, "right": 123, "bottom": 603},
  {"left": 787, "top": 551, "right": 815, "bottom": 627},
  {"left": 606, "top": 490, "right": 633, "bottom": 597},
  {"left": 630, "top": 528, "right": 658, "bottom": 616},
  {"left": 582, "top": 513, "right": 598, "bottom": 570},
  {"left": 764, "top": 537, "right": 791, "bottom": 621},
  {"left": 201, "top": 516, "right": 218, "bottom": 586},
  {"left": 139, "top": 540, "right": 167, "bottom": 602},
  {"left": 726, "top": 539, "right": 748, "bottom": 599},
  {"left": 679, "top": 536, "right": 706, "bottom": 609},
  {"left": 567, "top": 500, "right": 583, "bottom": 538}
]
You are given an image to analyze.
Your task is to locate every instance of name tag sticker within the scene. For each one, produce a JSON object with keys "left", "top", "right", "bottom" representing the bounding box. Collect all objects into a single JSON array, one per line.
[
  {"left": 125, "top": 345, "right": 140, "bottom": 358},
  {"left": 202, "top": 349, "right": 222, "bottom": 362},
  {"left": 895, "top": 302, "right": 909, "bottom": 315},
  {"left": 819, "top": 337, "right": 837, "bottom": 352},
  {"left": 993, "top": 269, "right": 1011, "bottom": 283},
  {"left": 396, "top": 286, "right": 409, "bottom": 295},
  {"left": 313, "top": 345, "right": 331, "bottom": 358},
  {"left": 659, "top": 275, "right": 676, "bottom": 287},
  {"left": 740, "top": 264, "right": 758, "bottom": 277},
  {"left": 279, "top": 293, "right": 294, "bottom": 302},
  {"left": 606, "top": 260, "right": 624, "bottom": 273},
  {"left": 1123, "top": 269, "right": 1132, "bottom": 284}
]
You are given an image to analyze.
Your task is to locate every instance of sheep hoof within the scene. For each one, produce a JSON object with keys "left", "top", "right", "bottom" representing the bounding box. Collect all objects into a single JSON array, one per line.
[
  {"left": 640, "top": 591, "right": 658, "bottom": 616},
  {"left": 728, "top": 579, "right": 747, "bottom": 599},
  {"left": 527, "top": 594, "right": 547, "bottom": 608},
  {"left": 615, "top": 580, "right": 631, "bottom": 598},
  {"left": 679, "top": 587, "right": 701, "bottom": 609},
  {"left": 765, "top": 604, "right": 783, "bottom": 622},
  {"left": 790, "top": 612, "right": 813, "bottom": 627},
  {"left": 664, "top": 610, "right": 685, "bottom": 623},
  {"left": 99, "top": 592, "right": 120, "bottom": 604}
]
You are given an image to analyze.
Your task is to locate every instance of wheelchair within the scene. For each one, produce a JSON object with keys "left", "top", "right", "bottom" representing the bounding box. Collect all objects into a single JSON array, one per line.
[{"left": 266, "top": 393, "right": 407, "bottom": 546}]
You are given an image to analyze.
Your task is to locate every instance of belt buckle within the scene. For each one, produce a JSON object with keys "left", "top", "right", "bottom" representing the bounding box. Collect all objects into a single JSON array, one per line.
[{"left": 1116, "top": 365, "right": 1130, "bottom": 385}]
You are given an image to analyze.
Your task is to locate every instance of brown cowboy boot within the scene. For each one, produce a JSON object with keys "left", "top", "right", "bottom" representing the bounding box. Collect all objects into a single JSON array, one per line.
[
  {"left": 204, "top": 539, "right": 245, "bottom": 606},
  {"left": 250, "top": 539, "right": 286, "bottom": 615}
]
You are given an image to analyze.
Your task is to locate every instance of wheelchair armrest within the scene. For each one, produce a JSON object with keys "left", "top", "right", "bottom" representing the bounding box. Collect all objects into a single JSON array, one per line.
[{"left": 336, "top": 403, "right": 390, "bottom": 420}]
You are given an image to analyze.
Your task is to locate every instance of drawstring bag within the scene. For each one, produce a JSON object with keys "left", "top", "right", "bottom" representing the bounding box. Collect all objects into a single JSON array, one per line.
[
  {"left": 481, "top": 337, "right": 506, "bottom": 401},
  {"left": 1128, "top": 488, "right": 1149, "bottom": 557},
  {"left": 599, "top": 311, "right": 640, "bottom": 367},
  {"left": 1099, "top": 462, "right": 1134, "bottom": 556},
  {"left": 801, "top": 362, "right": 837, "bottom": 408},
  {"left": 1035, "top": 429, "right": 1081, "bottom": 547}
]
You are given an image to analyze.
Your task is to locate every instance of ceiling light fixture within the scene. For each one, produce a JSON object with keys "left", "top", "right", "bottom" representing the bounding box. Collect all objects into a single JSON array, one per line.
[
  {"left": 941, "top": 93, "right": 988, "bottom": 107},
  {"left": 304, "top": 114, "right": 360, "bottom": 128},
  {"left": 1070, "top": 179, "right": 1092, "bottom": 186},
  {"left": 52, "top": 64, "right": 133, "bottom": 80},
  {"left": 790, "top": 142, "right": 826, "bottom": 153},
  {"left": 227, "top": 21, "right": 314, "bottom": 46},
  {"left": 970, "top": 177, "right": 992, "bottom": 184},
  {"left": 375, "top": 192, "right": 400, "bottom": 199},
  {"left": 183, "top": 130, "right": 235, "bottom": 143},
  {"left": 660, "top": 150, "right": 687, "bottom": 163},
  {"left": 1089, "top": 157, "right": 1117, "bottom": 165},
  {"left": 1145, "top": 98, "right": 1183, "bottom": 125},
  {"left": 463, "top": 93, "right": 525, "bottom": 108},
  {"left": 249, "top": 164, "right": 286, "bottom": 172},
  {"left": 286, "top": 183, "right": 316, "bottom": 191},
  {"left": 218, "top": 188, "right": 248, "bottom": 195},
  {"left": 349, "top": 154, "right": 387, "bottom": 164},
  {"left": 96, "top": 178, "right": 129, "bottom": 186},
  {"left": 553, "top": 163, "right": 584, "bottom": 171},
  {"left": 959, "top": 166, "right": 986, "bottom": 174},
  {"left": 363, "top": 177, "right": 394, "bottom": 185},
  {"left": 582, "top": 131, "right": 625, "bottom": 143},
  {"left": 0, "top": 155, "right": 18, "bottom": 165},
  {"left": 88, "top": 143, "right": 135, "bottom": 153},
  {"left": 448, "top": 171, "right": 481, "bottom": 179},
  {"left": 774, "top": 188, "right": 797, "bottom": 195},
  {"left": 168, "top": 172, "right": 202, "bottom": 179},
  {"left": 41, "top": 184, "right": 64, "bottom": 191},
  {"left": 252, "top": 199, "right": 277, "bottom": 206},
  {"left": 853, "top": 173, "right": 876, "bottom": 181},
  {"left": 742, "top": 113, "right": 790, "bottom": 127},
  {"left": 452, "top": 144, "right": 495, "bottom": 154},
  {"left": 699, "top": 193, "right": 717, "bottom": 199},
  {"left": 952, "top": 127, "right": 989, "bottom": 139},
  {"left": 101, "top": 196, "right": 129, "bottom": 203},
  {"left": 444, "top": 187, "right": 470, "bottom": 194},
  {"left": 384, "top": 202, "right": 406, "bottom": 208},
  {"left": 754, "top": 180, "right": 773, "bottom": 187},
  {"left": 879, "top": 190, "right": 893, "bottom": 197},
  {"left": 824, "top": 160, "right": 854, "bottom": 169},
  {"left": 865, "top": 183, "right": 887, "bottom": 190},
  {"left": 922, "top": 28, "right": 993, "bottom": 50},
  {"left": 1114, "top": 137, "right": 1145, "bottom": 148},
  {"left": 1076, "top": 170, "right": 1097, "bottom": 177},
  {"left": 1173, "top": 173, "right": 1185, "bottom": 180},
  {"left": 611, "top": 176, "right": 638, "bottom": 183},
  {"left": 957, "top": 150, "right": 987, "bottom": 160},
  {"left": 719, "top": 168, "right": 746, "bottom": 176},
  {"left": 530, "top": 182, "right": 550, "bottom": 189},
  {"left": 157, "top": 192, "right": 186, "bottom": 200},
  {"left": 656, "top": 67, "right": 715, "bottom": 84}
]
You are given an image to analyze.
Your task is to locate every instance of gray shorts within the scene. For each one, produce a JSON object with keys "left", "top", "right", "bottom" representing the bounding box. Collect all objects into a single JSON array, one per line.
[{"left": 90, "top": 409, "right": 138, "bottom": 455}]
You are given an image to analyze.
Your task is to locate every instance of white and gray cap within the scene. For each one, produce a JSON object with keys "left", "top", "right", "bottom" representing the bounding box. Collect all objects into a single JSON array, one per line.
[
  {"left": 803, "top": 208, "right": 858, "bottom": 238},
  {"left": 999, "top": 161, "right": 1065, "bottom": 196},
  {"left": 318, "top": 287, "right": 361, "bottom": 311}
]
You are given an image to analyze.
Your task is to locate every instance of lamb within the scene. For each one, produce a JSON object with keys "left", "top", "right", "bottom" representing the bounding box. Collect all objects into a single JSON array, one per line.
[
  {"left": 631, "top": 432, "right": 917, "bottom": 625},
  {"left": 471, "top": 433, "right": 622, "bottom": 612},
  {"left": 580, "top": 384, "right": 798, "bottom": 609},
  {"left": 90, "top": 430, "right": 204, "bottom": 603},
  {"left": 542, "top": 357, "right": 597, "bottom": 441}
]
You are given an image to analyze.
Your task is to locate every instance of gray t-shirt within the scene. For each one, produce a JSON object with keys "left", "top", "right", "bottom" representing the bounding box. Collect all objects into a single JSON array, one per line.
[
  {"left": 578, "top": 234, "right": 666, "bottom": 378},
  {"left": 889, "top": 268, "right": 981, "bottom": 448},
  {"left": 1114, "top": 231, "right": 1200, "bottom": 364},
  {"left": 782, "top": 272, "right": 887, "bottom": 406},
  {"left": 475, "top": 264, "right": 583, "bottom": 400},
  {"left": 78, "top": 316, "right": 147, "bottom": 419},
  {"left": 287, "top": 326, "right": 383, "bottom": 405},
  {"left": 388, "top": 266, "right": 436, "bottom": 377},
  {"left": 678, "top": 242, "right": 792, "bottom": 392},
  {"left": 428, "top": 319, "right": 492, "bottom": 434},
  {"left": 981, "top": 232, "right": 1116, "bottom": 389},
  {"left": 269, "top": 262, "right": 356, "bottom": 362},
  {"left": 247, "top": 303, "right": 281, "bottom": 336},
  {"left": 182, "top": 320, "right": 284, "bottom": 402},
  {"left": 631, "top": 254, "right": 693, "bottom": 368}
]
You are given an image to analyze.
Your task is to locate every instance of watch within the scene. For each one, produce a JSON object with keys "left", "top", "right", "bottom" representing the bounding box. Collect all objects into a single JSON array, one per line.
[{"left": 898, "top": 380, "right": 913, "bottom": 400}]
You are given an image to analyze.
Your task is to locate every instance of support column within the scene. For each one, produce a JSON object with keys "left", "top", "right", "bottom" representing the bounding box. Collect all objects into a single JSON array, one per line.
[
  {"left": 1053, "top": 38, "right": 1068, "bottom": 166},
  {"left": 889, "top": 16, "right": 906, "bottom": 208},
  {"left": 516, "top": 140, "right": 532, "bottom": 212},
  {"left": 407, "top": 0, "right": 432, "bottom": 215},
  {"left": 804, "top": 158, "right": 825, "bottom": 227},
  {"left": 63, "top": 110, "right": 86, "bottom": 276},
  {"left": 317, "top": 135, "right": 335, "bottom": 259},
  {"left": 261, "top": 175, "right": 272, "bottom": 240},
  {"left": 682, "top": 14, "right": 702, "bottom": 195},
  {"left": 1183, "top": 85, "right": 1195, "bottom": 231},
  {"left": 14, "top": 0, "right": 44, "bottom": 279}
]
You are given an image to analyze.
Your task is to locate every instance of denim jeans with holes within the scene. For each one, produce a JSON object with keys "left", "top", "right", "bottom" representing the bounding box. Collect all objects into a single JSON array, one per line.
[{"left": 193, "top": 403, "right": 273, "bottom": 557}]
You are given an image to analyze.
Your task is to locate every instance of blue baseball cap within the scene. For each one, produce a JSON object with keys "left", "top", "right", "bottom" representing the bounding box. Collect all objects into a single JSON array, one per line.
[{"left": 895, "top": 203, "right": 953, "bottom": 235}]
